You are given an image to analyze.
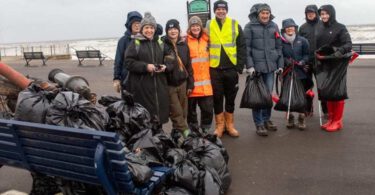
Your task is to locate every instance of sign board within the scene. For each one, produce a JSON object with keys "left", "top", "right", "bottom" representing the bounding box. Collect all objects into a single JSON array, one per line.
[
  {"left": 187, "top": 0, "right": 211, "bottom": 26},
  {"left": 189, "top": 0, "right": 209, "bottom": 13}
]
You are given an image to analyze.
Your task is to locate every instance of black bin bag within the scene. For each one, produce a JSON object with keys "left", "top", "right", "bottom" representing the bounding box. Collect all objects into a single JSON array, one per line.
[
  {"left": 315, "top": 46, "right": 351, "bottom": 101},
  {"left": 274, "top": 70, "right": 306, "bottom": 113},
  {"left": 46, "top": 91, "right": 109, "bottom": 131},
  {"left": 240, "top": 74, "right": 273, "bottom": 109}
]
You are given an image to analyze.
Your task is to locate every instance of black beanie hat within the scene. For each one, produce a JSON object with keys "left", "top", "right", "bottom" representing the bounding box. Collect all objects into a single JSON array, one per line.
[
  {"left": 214, "top": 0, "right": 228, "bottom": 12},
  {"left": 165, "top": 19, "right": 181, "bottom": 33}
]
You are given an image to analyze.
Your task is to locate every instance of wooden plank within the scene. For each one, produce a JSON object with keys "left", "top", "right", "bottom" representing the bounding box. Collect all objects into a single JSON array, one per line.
[
  {"left": 24, "top": 147, "right": 94, "bottom": 166},
  {"left": 0, "top": 157, "right": 26, "bottom": 169},
  {"left": 30, "top": 164, "right": 100, "bottom": 185},
  {"left": 27, "top": 155, "right": 96, "bottom": 175},
  {"left": 20, "top": 138, "right": 95, "bottom": 156},
  {"left": 0, "top": 132, "right": 16, "bottom": 143},
  {"left": 0, "top": 149, "right": 23, "bottom": 161},
  {"left": 4, "top": 120, "right": 119, "bottom": 142},
  {"left": 18, "top": 129, "right": 125, "bottom": 151}
]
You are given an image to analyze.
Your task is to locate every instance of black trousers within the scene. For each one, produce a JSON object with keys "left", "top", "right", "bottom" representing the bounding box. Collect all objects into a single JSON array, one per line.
[
  {"left": 187, "top": 96, "right": 214, "bottom": 129},
  {"left": 210, "top": 68, "right": 239, "bottom": 114}
]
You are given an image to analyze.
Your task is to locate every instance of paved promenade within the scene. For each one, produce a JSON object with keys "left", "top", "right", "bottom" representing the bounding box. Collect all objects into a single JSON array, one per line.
[{"left": 1, "top": 58, "right": 375, "bottom": 194}]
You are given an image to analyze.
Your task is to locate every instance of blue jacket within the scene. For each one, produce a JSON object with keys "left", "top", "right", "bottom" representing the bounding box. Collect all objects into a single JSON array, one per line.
[
  {"left": 113, "top": 11, "right": 142, "bottom": 84},
  {"left": 281, "top": 34, "right": 310, "bottom": 79}
]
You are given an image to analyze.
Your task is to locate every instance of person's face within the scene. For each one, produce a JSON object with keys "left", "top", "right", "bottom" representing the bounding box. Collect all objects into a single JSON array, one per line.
[
  {"left": 167, "top": 28, "right": 179, "bottom": 40},
  {"left": 320, "top": 10, "right": 330, "bottom": 23},
  {"left": 285, "top": 26, "right": 296, "bottom": 36},
  {"left": 190, "top": 24, "right": 201, "bottom": 37},
  {"left": 131, "top": 21, "right": 141, "bottom": 34},
  {"left": 306, "top": 12, "right": 317, "bottom": 21},
  {"left": 258, "top": 10, "right": 271, "bottom": 24},
  {"left": 142, "top": 25, "right": 155, "bottom": 40},
  {"left": 215, "top": 8, "right": 227, "bottom": 20}
]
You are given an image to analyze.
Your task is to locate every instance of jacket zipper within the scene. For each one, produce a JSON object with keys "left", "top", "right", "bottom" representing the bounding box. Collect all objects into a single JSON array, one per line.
[{"left": 150, "top": 40, "right": 160, "bottom": 122}]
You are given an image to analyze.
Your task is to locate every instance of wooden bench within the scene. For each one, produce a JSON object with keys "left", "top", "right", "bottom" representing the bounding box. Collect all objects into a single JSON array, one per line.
[
  {"left": 76, "top": 50, "right": 106, "bottom": 66},
  {"left": 352, "top": 43, "right": 375, "bottom": 55},
  {"left": 0, "top": 119, "right": 172, "bottom": 195},
  {"left": 23, "top": 52, "right": 48, "bottom": 66}
]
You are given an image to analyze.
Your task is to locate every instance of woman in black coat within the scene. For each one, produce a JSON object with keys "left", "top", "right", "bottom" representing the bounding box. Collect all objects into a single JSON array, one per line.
[
  {"left": 315, "top": 4, "right": 352, "bottom": 132},
  {"left": 124, "top": 12, "right": 171, "bottom": 126}
]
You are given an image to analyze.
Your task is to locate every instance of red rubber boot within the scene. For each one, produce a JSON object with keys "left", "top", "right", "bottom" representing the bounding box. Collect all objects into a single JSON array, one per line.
[
  {"left": 325, "top": 101, "right": 344, "bottom": 132},
  {"left": 321, "top": 101, "right": 334, "bottom": 130}
]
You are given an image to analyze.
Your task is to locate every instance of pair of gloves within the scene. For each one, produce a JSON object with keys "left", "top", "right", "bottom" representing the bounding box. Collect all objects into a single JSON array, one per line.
[{"left": 244, "top": 67, "right": 283, "bottom": 76}]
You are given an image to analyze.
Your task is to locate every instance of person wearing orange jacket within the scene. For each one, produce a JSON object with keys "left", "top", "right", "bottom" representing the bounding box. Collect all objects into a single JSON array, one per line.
[{"left": 186, "top": 16, "right": 214, "bottom": 133}]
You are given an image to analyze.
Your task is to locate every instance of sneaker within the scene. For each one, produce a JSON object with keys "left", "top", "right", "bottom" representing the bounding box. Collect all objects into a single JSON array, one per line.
[
  {"left": 264, "top": 121, "right": 277, "bottom": 131},
  {"left": 256, "top": 126, "right": 268, "bottom": 136}
]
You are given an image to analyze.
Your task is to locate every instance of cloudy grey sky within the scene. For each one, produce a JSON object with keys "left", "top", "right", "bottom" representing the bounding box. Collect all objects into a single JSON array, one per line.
[{"left": 0, "top": 0, "right": 374, "bottom": 44}]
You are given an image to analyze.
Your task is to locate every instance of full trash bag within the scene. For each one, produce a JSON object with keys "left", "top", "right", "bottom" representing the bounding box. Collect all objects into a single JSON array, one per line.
[
  {"left": 15, "top": 83, "right": 57, "bottom": 123},
  {"left": 125, "top": 152, "right": 154, "bottom": 185},
  {"left": 45, "top": 91, "right": 108, "bottom": 131},
  {"left": 172, "top": 159, "right": 204, "bottom": 194},
  {"left": 315, "top": 46, "right": 352, "bottom": 101},
  {"left": 240, "top": 74, "right": 273, "bottom": 109},
  {"left": 274, "top": 70, "right": 306, "bottom": 113},
  {"left": 104, "top": 97, "right": 152, "bottom": 141},
  {"left": 182, "top": 136, "right": 231, "bottom": 192}
]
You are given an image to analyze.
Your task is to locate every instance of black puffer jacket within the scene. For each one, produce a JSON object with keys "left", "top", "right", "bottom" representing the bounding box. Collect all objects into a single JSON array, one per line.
[
  {"left": 316, "top": 4, "right": 352, "bottom": 54},
  {"left": 163, "top": 36, "right": 194, "bottom": 90},
  {"left": 124, "top": 34, "right": 171, "bottom": 124},
  {"left": 244, "top": 3, "right": 284, "bottom": 73},
  {"left": 299, "top": 5, "right": 320, "bottom": 62}
]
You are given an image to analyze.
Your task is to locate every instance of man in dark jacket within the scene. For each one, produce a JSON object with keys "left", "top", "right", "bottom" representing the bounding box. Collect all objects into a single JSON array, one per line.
[
  {"left": 299, "top": 4, "right": 322, "bottom": 116},
  {"left": 244, "top": 3, "right": 284, "bottom": 136},
  {"left": 207, "top": 0, "right": 247, "bottom": 138},
  {"left": 315, "top": 4, "right": 352, "bottom": 132},
  {"left": 113, "top": 11, "right": 142, "bottom": 94}
]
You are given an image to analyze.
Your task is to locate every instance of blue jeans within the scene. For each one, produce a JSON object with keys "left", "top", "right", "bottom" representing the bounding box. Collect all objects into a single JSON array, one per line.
[{"left": 252, "top": 72, "right": 275, "bottom": 126}]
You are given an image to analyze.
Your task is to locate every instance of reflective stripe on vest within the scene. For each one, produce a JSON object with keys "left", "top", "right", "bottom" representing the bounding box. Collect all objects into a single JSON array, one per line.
[
  {"left": 191, "top": 57, "right": 209, "bottom": 63},
  {"left": 194, "top": 80, "right": 211, "bottom": 87},
  {"left": 208, "top": 17, "right": 239, "bottom": 68}
]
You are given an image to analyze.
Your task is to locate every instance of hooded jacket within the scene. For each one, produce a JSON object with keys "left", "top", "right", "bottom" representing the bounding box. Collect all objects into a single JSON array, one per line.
[
  {"left": 299, "top": 5, "right": 320, "bottom": 62},
  {"left": 114, "top": 11, "right": 142, "bottom": 83},
  {"left": 316, "top": 5, "right": 352, "bottom": 55},
  {"left": 244, "top": 3, "right": 284, "bottom": 73},
  {"left": 281, "top": 19, "right": 310, "bottom": 79},
  {"left": 124, "top": 33, "right": 171, "bottom": 124}
]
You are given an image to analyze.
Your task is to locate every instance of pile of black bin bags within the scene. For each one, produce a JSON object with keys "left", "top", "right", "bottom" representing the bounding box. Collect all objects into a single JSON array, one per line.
[{"left": 13, "top": 83, "right": 231, "bottom": 195}]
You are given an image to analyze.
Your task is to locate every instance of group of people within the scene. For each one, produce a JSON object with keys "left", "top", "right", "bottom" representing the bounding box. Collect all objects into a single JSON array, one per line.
[{"left": 112, "top": 0, "right": 352, "bottom": 138}]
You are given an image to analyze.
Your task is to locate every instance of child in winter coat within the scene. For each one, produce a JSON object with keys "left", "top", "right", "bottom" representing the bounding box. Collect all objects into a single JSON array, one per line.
[{"left": 281, "top": 18, "right": 311, "bottom": 130}]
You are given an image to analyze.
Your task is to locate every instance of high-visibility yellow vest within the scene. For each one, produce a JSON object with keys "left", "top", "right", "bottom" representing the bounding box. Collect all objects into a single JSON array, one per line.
[
  {"left": 207, "top": 17, "right": 239, "bottom": 67},
  {"left": 187, "top": 33, "right": 213, "bottom": 97}
]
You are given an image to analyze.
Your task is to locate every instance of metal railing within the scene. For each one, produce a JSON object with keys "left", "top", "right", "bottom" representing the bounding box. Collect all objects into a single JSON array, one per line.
[{"left": 352, "top": 43, "right": 375, "bottom": 55}]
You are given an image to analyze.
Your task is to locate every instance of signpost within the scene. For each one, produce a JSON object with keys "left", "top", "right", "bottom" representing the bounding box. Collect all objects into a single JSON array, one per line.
[{"left": 187, "top": 0, "right": 211, "bottom": 27}]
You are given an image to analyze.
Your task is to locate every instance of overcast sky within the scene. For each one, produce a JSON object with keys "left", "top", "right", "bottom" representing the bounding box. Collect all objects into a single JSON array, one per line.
[{"left": 1, "top": 0, "right": 374, "bottom": 44}]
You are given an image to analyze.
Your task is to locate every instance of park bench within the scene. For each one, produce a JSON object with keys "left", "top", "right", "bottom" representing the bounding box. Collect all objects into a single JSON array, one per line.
[
  {"left": 0, "top": 119, "right": 172, "bottom": 195},
  {"left": 76, "top": 50, "right": 106, "bottom": 66},
  {"left": 23, "top": 52, "right": 48, "bottom": 66},
  {"left": 352, "top": 43, "right": 375, "bottom": 55}
]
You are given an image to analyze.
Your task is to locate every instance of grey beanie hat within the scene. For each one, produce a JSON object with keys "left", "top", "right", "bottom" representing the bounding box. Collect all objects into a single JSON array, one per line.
[{"left": 140, "top": 12, "right": 157, "bottom": 29}]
